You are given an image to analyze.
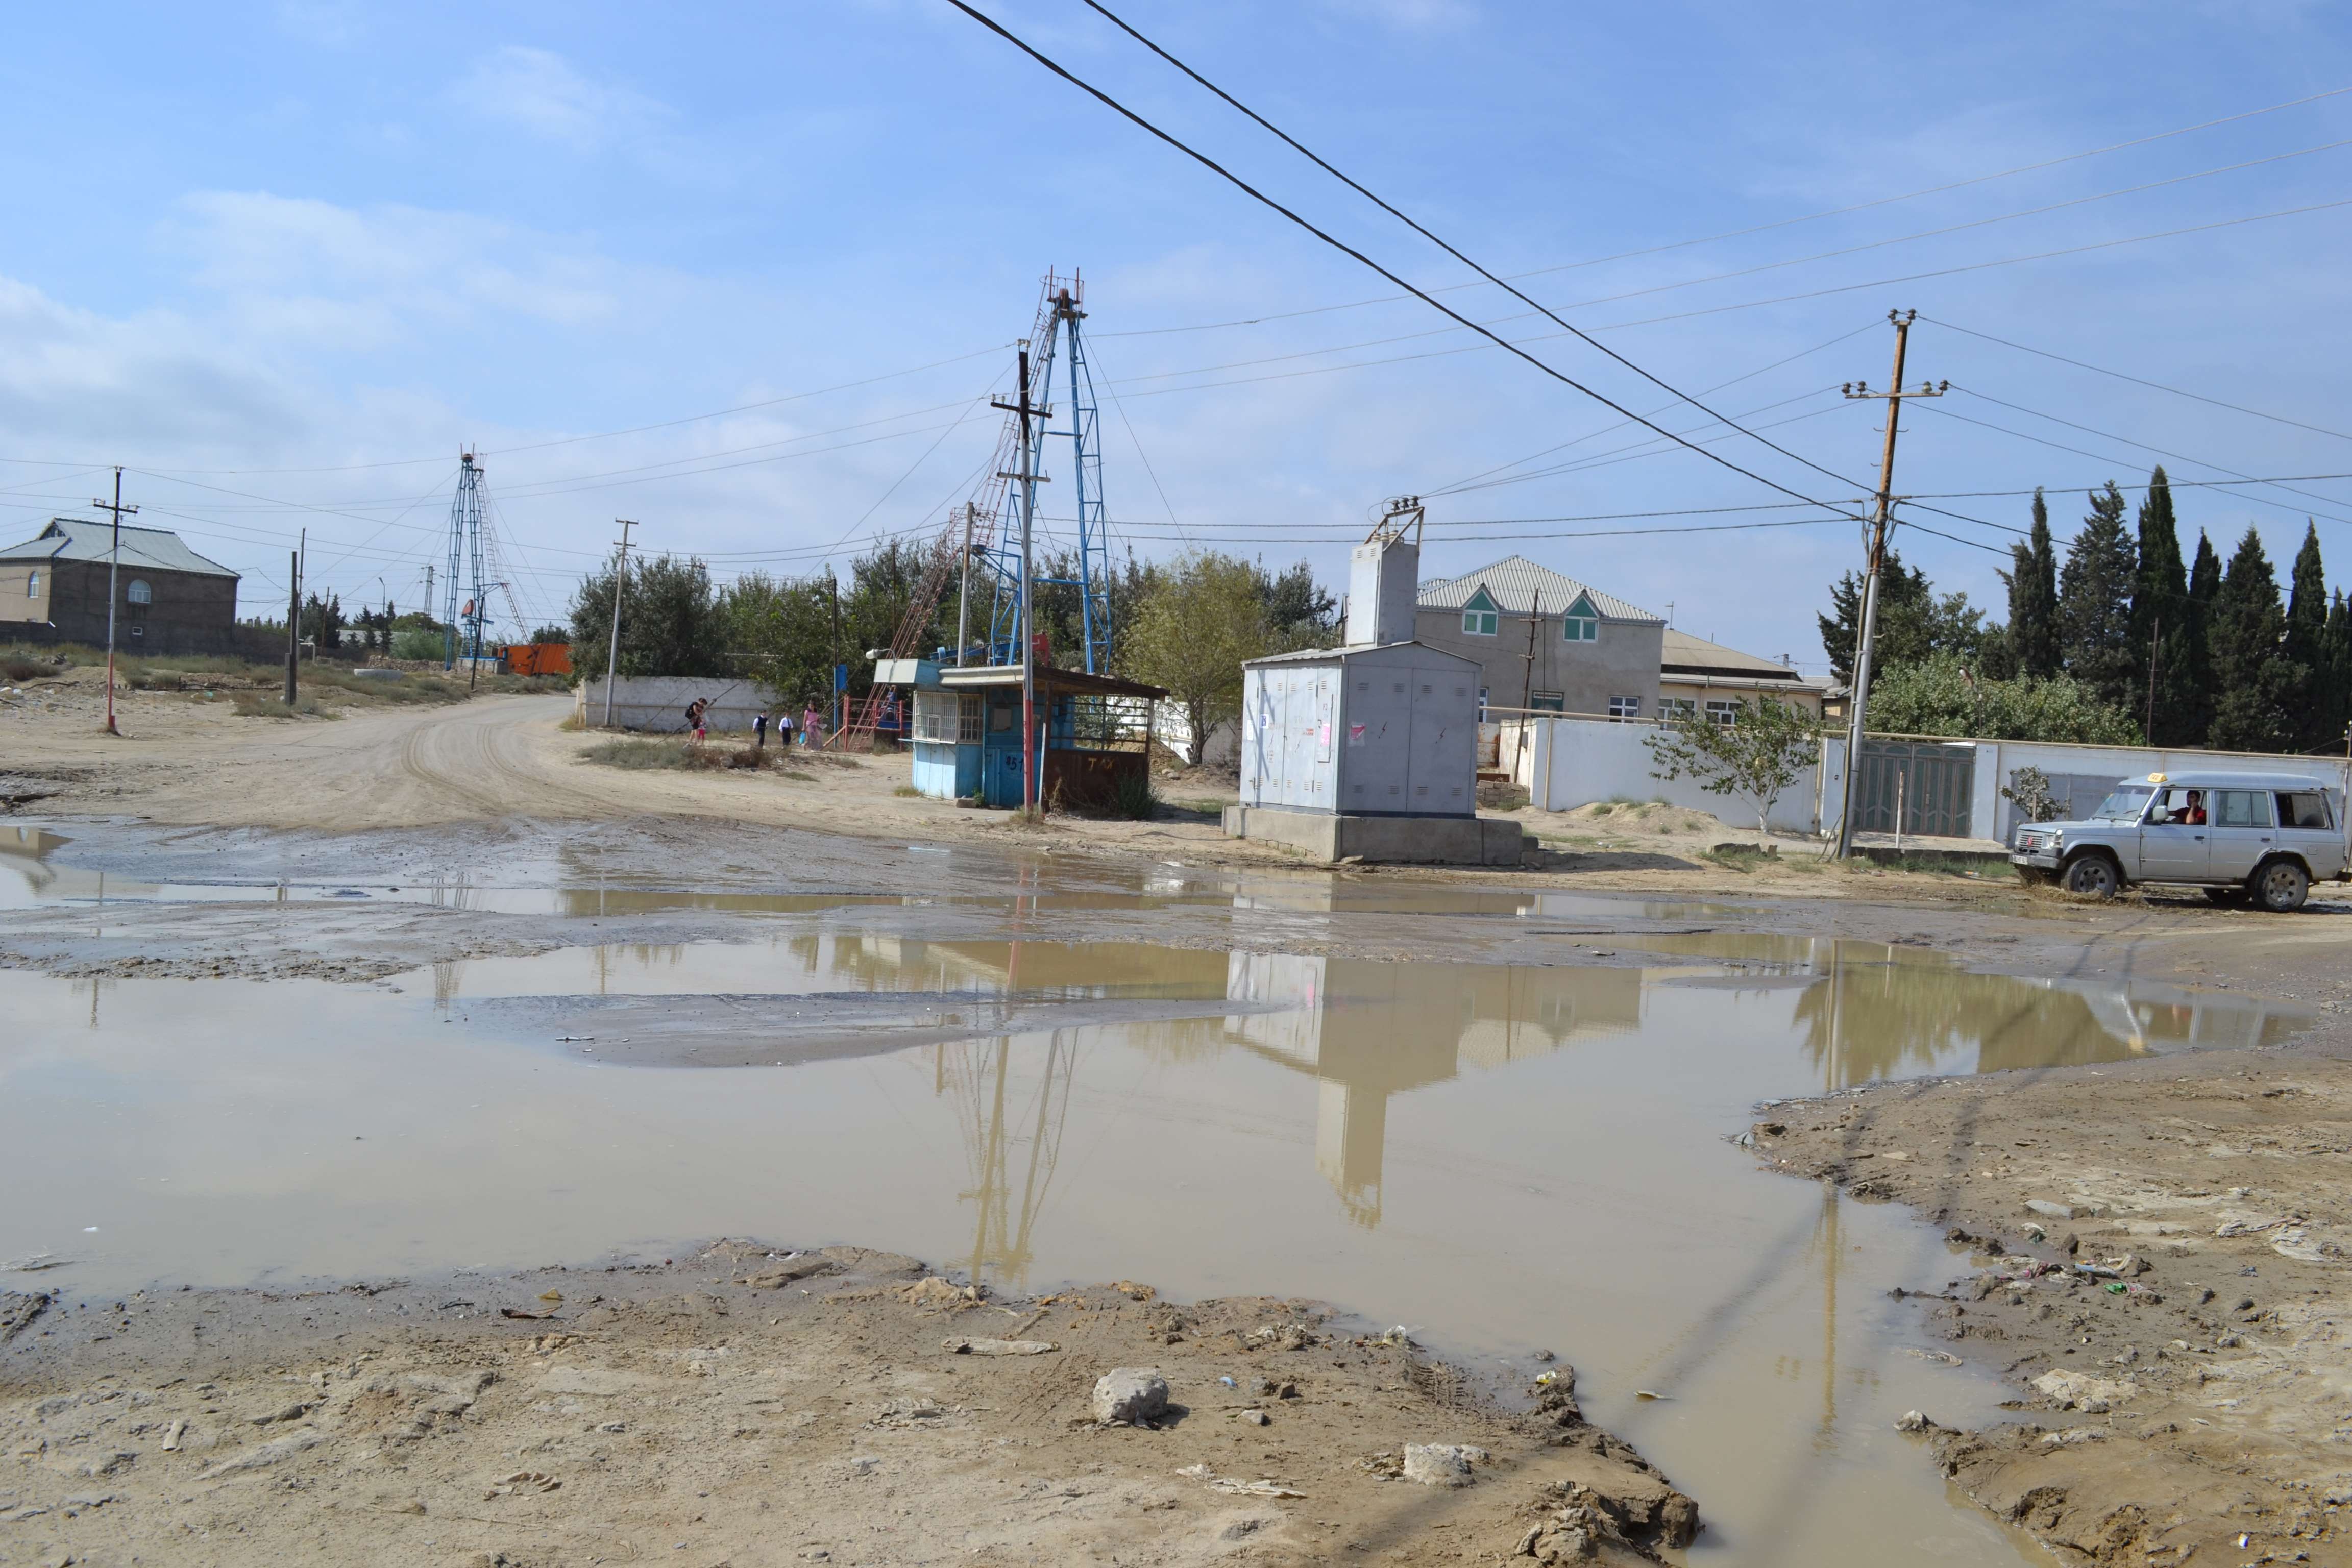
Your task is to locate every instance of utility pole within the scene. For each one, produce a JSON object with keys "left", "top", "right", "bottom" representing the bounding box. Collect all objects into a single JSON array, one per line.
[
  {"left": 1833, "top": 310, "right": 1945, "bottom": 858},
  {"left": 827, "top": 570, "right": 843, "bottom": 740},
  {"left": 92, "top": 469, "right": 137, "bottom": 736},
  {"left": 284, "top": 532, "right": 304, "bottom": 707},
  {"left": 1522, "top": 588, "right": 1541, "bottom": 712},
  {"left": 992, "top": 341, "right": 1050, "bottom": 812},
  {"left": 2143, "top": 612, "right": 2162, "bottom": 743},
  {"left": 602, "top": 520, "right": 634, "bottom": 728},
  {"left": 955, "top": 502, "right": 977, "bottom": 668}
]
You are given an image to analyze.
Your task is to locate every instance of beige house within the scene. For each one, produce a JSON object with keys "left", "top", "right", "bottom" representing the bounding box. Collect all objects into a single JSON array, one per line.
[
  {"left": 1658, "top": 630, "right": 1830, "bottom": 721},
  {"left": 1413, "top": 557, "right": 1665, "bottom": 719}
]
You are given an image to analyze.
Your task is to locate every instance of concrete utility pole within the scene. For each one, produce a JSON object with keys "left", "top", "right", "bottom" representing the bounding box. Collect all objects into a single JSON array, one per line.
[
  {"left": 992, "top": 341, "right": 1051, "bottom": 812},
  {"left": 1833, "top": 310, "right": 1945, "bottom": 859},
  {"left": 602, "top": 520, "right": 634, "bottom": 728},
  {"left": 827, "top": 570, "right": 843, "bottom": 740},
  {"left": 92, "top": 468, "right": 137, "bottom": 736}
]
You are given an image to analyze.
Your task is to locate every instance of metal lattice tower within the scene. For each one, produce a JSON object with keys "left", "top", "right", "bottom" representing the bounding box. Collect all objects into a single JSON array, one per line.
[
  {"left": 442, "top": 453, "right": 486, "bottom": 670},
  {"left": 978, "top": 274, "right": 1115, "bottom": 674}
]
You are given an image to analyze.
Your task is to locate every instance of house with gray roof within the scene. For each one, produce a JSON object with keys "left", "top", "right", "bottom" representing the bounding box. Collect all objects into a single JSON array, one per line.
[
  {"left": 1, "top": 518, "right": 242, "bottom": 654},
  {"left": 1414, "top": 556, "right": 1667, "bottom": 719}
]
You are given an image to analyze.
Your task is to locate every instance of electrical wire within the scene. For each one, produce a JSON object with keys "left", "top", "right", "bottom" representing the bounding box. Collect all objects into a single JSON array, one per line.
[
  {"left": 1094, "top": 81, "right": 2352, "bottom": 338},
  {"left": 1924, "top": 315, "right": 2352, "bottom": 445},
  {"left": 946, "top": 0, "right": 1869, "bottom": 530},
  {"left": 1077, "top": 0, "right": 1875, "bottom": 499}
]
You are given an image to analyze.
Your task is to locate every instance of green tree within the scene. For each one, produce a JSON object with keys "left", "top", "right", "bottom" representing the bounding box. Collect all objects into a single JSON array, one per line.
[
  {"left": 1866, "top": 650, "right": 2140, "bottom": 744},
  {"left": 1125, "top": 551, "right": 1279, "bottom": 760},
  {"left": 2001, "top": 489, "right": 2062, "bottom": 678},
  {"left": 2183, "top": 530, "right": 2223, "bottom": 743},
  {"left": 719, "top": 572, "right": 838, "bottom": 706},
  {"left": 2324, "top": 590, "right": 2352, "bottom": 756},
  {"left": 1644, "top": 698, "right": 1825, "bottom": 835},
  {"left": 2130, "top": 468, "right": 2200, "bottom": 744},
  {"left": 1817, "top": 546, "right": 1988, "bottom": 689},
  {"left": 2284, "top": 522, "right": 2332, "bottom": 751},
  {"left": 1260, "top": 559, "right": 1340, "bottom": 645},
  {"left": 1030, "top": 546, "right": 1163, "bottom": 678},
  {"left": 2206, "top": 526, "right": 2304, "bottom": 753},
  {"left": 569, "top": 553, "right": 724, "bottom": 678},
  {"left": 299, "top": 590, "right": 346, "bottom": 652},
  {"left": 2059, "top": 483, "right": 2138, "bottom": 711}
]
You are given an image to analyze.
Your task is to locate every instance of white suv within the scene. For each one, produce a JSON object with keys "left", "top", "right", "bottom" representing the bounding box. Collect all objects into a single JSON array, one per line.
[{"left": 2010, "top": 770, "right": 2348, "bottom": 911}]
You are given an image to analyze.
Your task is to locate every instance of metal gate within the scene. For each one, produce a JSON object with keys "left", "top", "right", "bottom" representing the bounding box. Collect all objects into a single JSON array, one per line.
[{"left": 1853, "top": 741, "right": 1974, "bottom": 838}]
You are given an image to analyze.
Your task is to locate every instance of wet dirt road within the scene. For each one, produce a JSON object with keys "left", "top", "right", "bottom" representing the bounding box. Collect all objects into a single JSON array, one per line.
[{"left": 11, "top": 815, "right": 2340, "bottom": 1565}]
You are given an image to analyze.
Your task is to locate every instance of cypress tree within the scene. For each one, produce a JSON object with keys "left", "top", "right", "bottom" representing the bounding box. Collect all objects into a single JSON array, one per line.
[
  {"left": 2130, "top": 468, "right": 2198, "bottom": 744},
  {"left": 2184, "top": 530, "right": 2222, "bottom": 744},
  {"left": 2284, "top": 522, "right": 2331, "bottom": 751},
  {"left": 2003, "top": 489, "right": 2062, "bottom": 678},
  {"left": 2207, "top": 526, "right": 2305, "bottom": 753},
  {"left": 2060, "top": 483, "right": 2139, "bottom": 712},
  {"left": 2324, "top": 590, "right": 2352, "bottom": 756}
]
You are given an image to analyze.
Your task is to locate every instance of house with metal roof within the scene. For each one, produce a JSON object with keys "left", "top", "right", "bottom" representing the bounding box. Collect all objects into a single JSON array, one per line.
[
  {"left": 1414, "top": 556, "right": 1667, "bottom": 719},
  {"left": 1658, "top": 629, "right": 1831, "bottom": 719},
  {"left": 0, "top": 518, "right": 241, "bottom": 654}
]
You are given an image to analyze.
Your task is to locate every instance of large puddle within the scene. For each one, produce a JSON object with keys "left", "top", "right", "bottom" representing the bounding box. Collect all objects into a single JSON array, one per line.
[{"left": 0, "top": 837, "right": 2309, "bottom": 1566}]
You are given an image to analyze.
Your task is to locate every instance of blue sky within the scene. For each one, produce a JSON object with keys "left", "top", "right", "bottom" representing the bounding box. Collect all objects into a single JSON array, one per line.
[{"left": 3, "top": 1, "right": 2348, "bottom": 671}]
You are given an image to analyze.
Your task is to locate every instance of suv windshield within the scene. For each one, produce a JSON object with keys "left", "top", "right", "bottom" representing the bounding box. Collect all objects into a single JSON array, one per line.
[{"left": 2088, "top": 786, "right": 2153, "bottom": 822}]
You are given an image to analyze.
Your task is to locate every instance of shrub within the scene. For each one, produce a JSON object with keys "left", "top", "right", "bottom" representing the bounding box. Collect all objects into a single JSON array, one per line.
[{"left": 2, "top": 657, "right": 48, "bottom": 682}]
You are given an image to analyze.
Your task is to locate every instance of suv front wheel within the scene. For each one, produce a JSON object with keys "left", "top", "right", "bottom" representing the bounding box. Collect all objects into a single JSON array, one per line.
[
  {"left": 2063, "top": 853, "right": 2121, "bottom": 899},
  {"left": 2256, "top": 859, "right": 2310, "bottom": 913}
]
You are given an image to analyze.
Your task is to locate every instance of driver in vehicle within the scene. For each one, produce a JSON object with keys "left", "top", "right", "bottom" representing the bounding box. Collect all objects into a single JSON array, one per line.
[{"left": 2167, "top": 789, "right": 2206, "bottom": 825}]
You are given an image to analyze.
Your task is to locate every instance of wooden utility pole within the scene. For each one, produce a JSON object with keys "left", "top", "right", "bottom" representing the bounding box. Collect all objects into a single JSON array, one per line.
[
  {"left": 283, "top": 533, "right": 303, "bottom": 707},
  {"left": 2143, "top": 612, "right": 2162, "bottom": 743},
  {"left": 1521, "top": 588, "right": 1541, "bottom": 712},
  {"left": 992, "top": 340, "right": 1052, "bottom": 812},
  {"left": 91, "top": 468, "right": 137, "bottom": 736},
  {"left": 1833, "top": 310, "right": 1944, "bottom": 859},
  {"left": 602, "top": 520, "right": 634, "bottom": 728}
]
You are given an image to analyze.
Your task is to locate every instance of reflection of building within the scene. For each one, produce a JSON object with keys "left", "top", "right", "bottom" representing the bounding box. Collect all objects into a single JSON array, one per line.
[
  {"left": 1223, "top": 954, "right": 1644, "bottom": 1224},
  {"left": 1648, "top": 934, "right": 2306, "bottom": 1087}
]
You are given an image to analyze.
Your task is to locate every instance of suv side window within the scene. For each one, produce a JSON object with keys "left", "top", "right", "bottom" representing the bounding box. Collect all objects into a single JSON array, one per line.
[
  {"left": 2279, "top": 791, "right": 2332, "bottom": 829},
  {"left": 2213, "top": 790, "right": 2274, "bottom": 829}
]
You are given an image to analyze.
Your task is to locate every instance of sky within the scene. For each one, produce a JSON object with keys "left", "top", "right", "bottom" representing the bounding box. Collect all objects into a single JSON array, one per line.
[{"left": 3, "top": 0, "right": 2349, "bottom": 674}]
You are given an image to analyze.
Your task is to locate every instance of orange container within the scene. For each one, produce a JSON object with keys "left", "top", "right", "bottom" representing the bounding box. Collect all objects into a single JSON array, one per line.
[{"left": 502, "top": 642, "right": 573, "bottom": 676}]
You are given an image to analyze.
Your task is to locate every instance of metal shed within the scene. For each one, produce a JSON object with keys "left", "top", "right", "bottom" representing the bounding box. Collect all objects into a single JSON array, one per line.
[
  {"left": 1240, "top": 641, "right": 1483, "bottom": 819},
  {"left": 909, "top": 663, "right": 1167, "bottom": 810}
]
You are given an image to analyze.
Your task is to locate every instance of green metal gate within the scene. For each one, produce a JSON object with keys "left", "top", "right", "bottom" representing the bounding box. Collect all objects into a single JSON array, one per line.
[{"left": 1853, "top": 741, "right": 1975, "bottom": 837}]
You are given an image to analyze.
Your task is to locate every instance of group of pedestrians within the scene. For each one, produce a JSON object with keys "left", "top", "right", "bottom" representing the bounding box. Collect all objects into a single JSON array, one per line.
[{"left": 684, "top": 694, "right": 828, "bottom": 751}]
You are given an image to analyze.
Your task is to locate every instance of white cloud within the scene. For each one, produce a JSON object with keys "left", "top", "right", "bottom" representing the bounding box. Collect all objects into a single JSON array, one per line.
[
  {"left": 455, "top": 45, "right": 672, "bottom": 152},
  {"left": 162, "top": 191, "right": 623, "bottom": 347}
]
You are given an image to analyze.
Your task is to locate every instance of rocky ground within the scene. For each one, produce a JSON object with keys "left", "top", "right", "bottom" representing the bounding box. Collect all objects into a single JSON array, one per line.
[
  {"left": 1752, "top": 1047, "right": 2352, "bottom": 1567},
  {"left": 2, "top": 1244, "right": 1694, "bottom": 1568}
]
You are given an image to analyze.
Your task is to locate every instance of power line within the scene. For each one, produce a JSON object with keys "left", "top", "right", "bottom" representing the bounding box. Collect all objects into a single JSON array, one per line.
[
  {"left": 947, "top": 0, "right": 1867, "bottom": 530},
  {"left": 1093, "top": 82, "right": 2352, "bottom": 339},
  {"left": 1077, "top": 0, "right": 1873, "bottom": 499},
  {"left": 1947, "top": 385, "right": 2352, "bottom": 521},
  {"left": 1924, "top": 315, "right": 2352, "bottom": 444}
]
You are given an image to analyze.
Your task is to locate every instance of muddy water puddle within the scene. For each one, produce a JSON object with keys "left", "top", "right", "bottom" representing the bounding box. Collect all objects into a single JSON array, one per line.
[{"left": 4, "top": 915, "right": 2308, "bottom": 1566}]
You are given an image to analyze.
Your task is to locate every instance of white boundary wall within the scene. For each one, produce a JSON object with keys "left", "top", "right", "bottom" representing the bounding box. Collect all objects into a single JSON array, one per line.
[
  {"left": 576, "top": 677, "right": 772, "bottom": 733},
  {"left": 1510, "top": 715, "right": 2352, "bottom": 844},
  {"left": 1507, "top": 715, "right": 1824, "bottom": 835}
]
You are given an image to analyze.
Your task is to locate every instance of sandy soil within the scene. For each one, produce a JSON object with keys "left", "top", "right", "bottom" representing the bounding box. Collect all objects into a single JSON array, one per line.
[
  {"left": 1753, "top": 1047, "right": 2352, "bottom": 1566},
  {"left": 1, "top": 1243, "right": 1694, "bottom": 1568}
]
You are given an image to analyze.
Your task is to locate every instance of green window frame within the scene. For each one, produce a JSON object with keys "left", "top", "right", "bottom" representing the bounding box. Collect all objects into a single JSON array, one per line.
[
  {"left": 1561, "top": 593, "right": 1600, "bottom": 642},
  {"left": 1461, "top": 588, "right": 1500, "bottom": 637}
]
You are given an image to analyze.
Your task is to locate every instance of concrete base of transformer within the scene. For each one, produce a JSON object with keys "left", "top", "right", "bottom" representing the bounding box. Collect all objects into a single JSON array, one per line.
[{"left": 1221, "top": 805, "right": 1528, "bottom": 867}]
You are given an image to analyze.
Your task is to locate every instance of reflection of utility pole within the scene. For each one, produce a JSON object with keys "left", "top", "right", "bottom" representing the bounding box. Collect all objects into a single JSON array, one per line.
[
  {"left": 1817, "top": 1183, "right": 1841, "bottom": 1444},
  {"left": 941, "top": 1032, "right": 1076, "bottom": 1292},
  {"left": 1834, "top": 312, "right": 1945, "bottom": 858}
]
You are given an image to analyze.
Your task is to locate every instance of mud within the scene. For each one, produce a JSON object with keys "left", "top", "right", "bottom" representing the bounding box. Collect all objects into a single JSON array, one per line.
[
  {"left": 0, "top": 1243, "right": 1699, "bottom": 1567},
  {"left": 10, "top": 695, "right": 2352, "bottom": 1563}
]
